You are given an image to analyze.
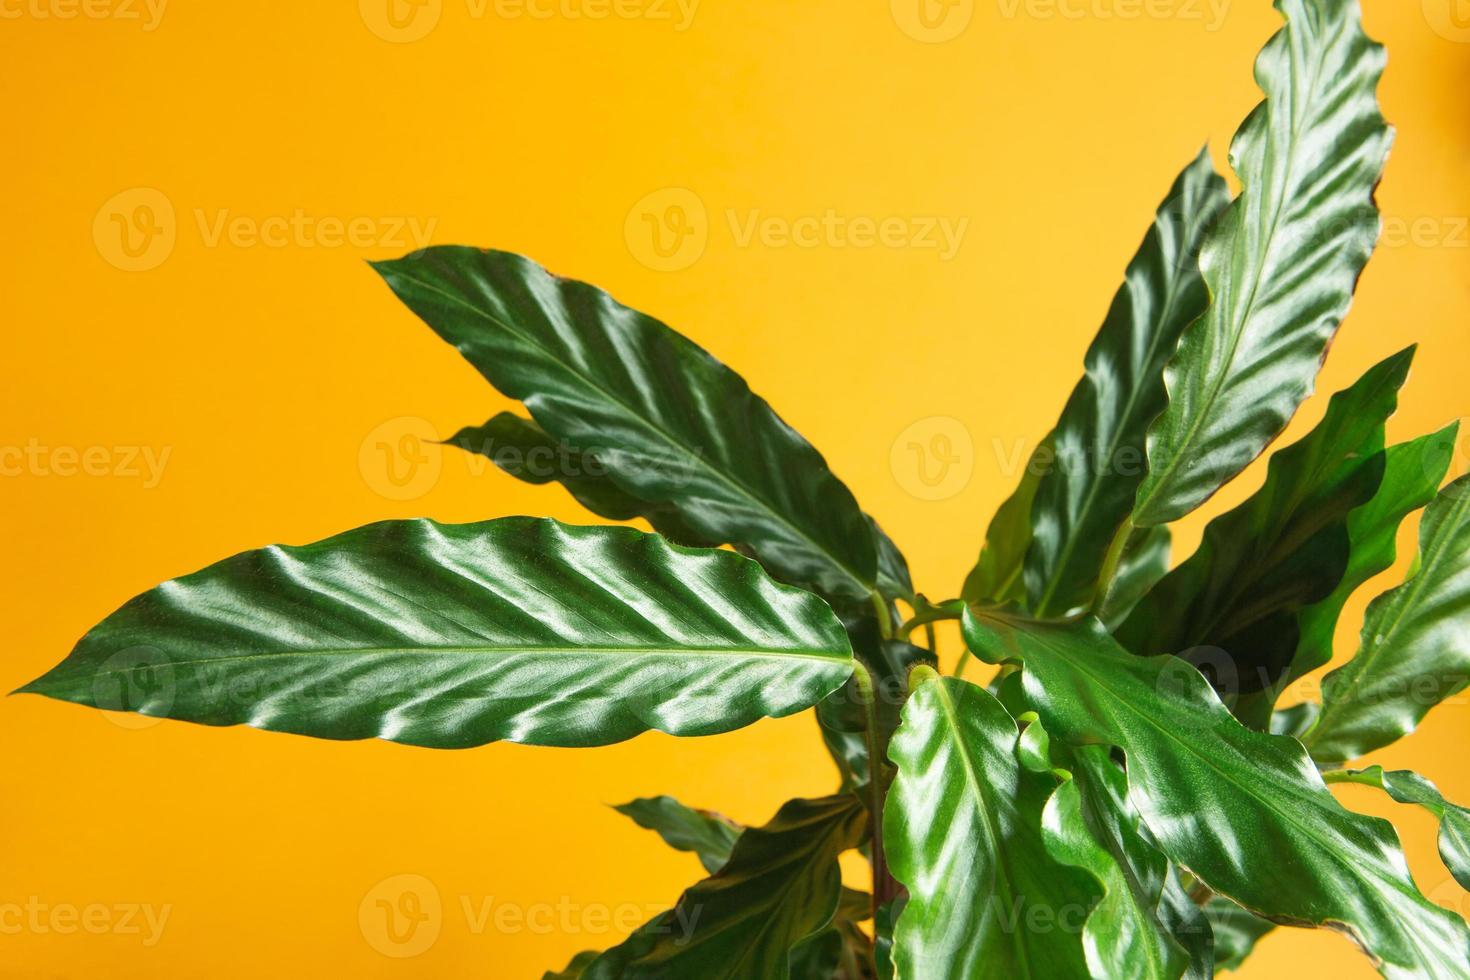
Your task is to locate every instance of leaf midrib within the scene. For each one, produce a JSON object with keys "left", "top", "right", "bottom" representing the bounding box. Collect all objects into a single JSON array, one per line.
[{"left": 392, "top": 265, "right": 875, "bottom": 598}]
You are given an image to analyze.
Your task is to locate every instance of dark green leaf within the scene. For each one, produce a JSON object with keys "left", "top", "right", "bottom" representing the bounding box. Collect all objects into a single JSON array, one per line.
[
  {"left": 612, "top": 796, "right": 742, "bottom": 874},
  {"left": 544, "top": 950, "right": 600, "bottom": 979},
  {"left": 884, "top": 673, "right": 1098, "bottom": 978},
  {"left": 1327, "top": 766, "right": 1470, "bottom": 892},
  {"left": 1117, "top": 350, "right": 1413, "bottom": 697},
  {"left": 1025, "top": 151, "right": 1228, "bottom": 617},
  {"left": 583, "top": 795, "right": 867, "bottom": 980},
  {"left": 373, "top": 247, "right": 877, "bottom": 603},
  {"left": 19, "top": 518, "right": 853, "bottom": 748},
  {"left": 963, "top": 612, "right": 1470, "bottom": 977},
  {"left": 1307, "top": 474, "right": 1470, "bottom": 764},
  {"left": 1134, "top": 0, "right": 1393, "bottom": 525},
  {"left": 448, "top": 412, "right": 716, "bottom": 546},
  {"left": 873, "top": 899, "right": 901, "bottom": 980},
  {"left": 1205, "top": 898, "right": 1275, "bottom": 972},
  {"left": 1239, "top": 423, "right": 1460, "bottom": 726},
  {"left": 1043, "top": 744, "right": 1195, "bottom": 979},
  {"left": 1098, "top": 525, "right": 1171, "bottom": 631}
]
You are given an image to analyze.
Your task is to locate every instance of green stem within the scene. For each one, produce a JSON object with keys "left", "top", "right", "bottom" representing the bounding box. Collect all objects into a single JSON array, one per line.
[
  {"left": 895, "top": 599, "right": 964, "bottom": 641},
  {"left": 1090, "top": 518, "right": 1136, "bottom": 617},
  {"left": 870, "top": 591, "right": 894, "bottom": 640},
  {"left": 852, "top": 663, "right": 897, "bottom": 919}
]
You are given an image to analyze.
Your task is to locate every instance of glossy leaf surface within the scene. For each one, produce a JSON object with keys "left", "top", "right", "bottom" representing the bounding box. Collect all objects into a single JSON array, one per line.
[
  {"left": 1329, "top": 766, "right": 1470, "bottom": 892},
  {"left": 1097, "top": 525, "right": 1171, "bottom": 631},
  {"left": 1025, "top": 151, "right": 1228, "bottom": 617},
  {"left": 1043, "top": 744, "right": 1195, "bottom": 979},
  {"left": 1205, "top": 898, "right": 1276, "bottom": 972},
  {"left": 963, "top": 612, "right": 1470, "bottom": 978},
  {"left": 20, "top": 518, "right": 853, "bottom": 748},
  {"left": 582, "top": 795, "right": 866, "bottom": 979},
  {"left": 1117, "top": 350, "right": 1411, "bottom": 695},
  {"left": 1134, "top": 0, "right": 1392, "bottom": 525},
  {"left": 1307, "top": 474, "right": 1470, "bottom": 763},
  {"left": 884, "top": 674, "right": 1098, "bottom": 978},
  {"left": 373, "top": 247, "right": 877, "bottom": 603},
  {"left": 613, "top": 795, "right": 741, "bottom": 874}
]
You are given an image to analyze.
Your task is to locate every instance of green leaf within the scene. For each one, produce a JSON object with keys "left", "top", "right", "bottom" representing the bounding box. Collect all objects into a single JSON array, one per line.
[
  {"left": 1327, "top": 766, "right": 1470, "bottom": 892},
  {"left": 1133, "top": 0, "right": 1393, "bottom": 525},
  {"left": 1098, "top": 525, "right": 1171, "bottom": 631},
  {"left": 1237, "top": 422, "right": 1460, "bottom": 726},
  {"left": 373, "top": 247, "right": 878, "bottom": 603},
  {"left": 1117, "top": 350, "right": 1413, "bottom": 698},
  {"left": 884, "top": 673, "right": 1099, "bottom": 978},
  {"left": 1043, "top": 744, "right": 1195, "bottom": 979},
  {"left": 1024, "top": 151, "right": 1229, "bottom": 617},
  {"left": 1307, "top": 474, "right": 1470, "bottom": 764},
  {"left": 18, "top": 518, "right": 854, "bottom": 749},
  {"left": 873, "top": 899, "right": 902, "bottom": 980},
  {"left": 544, "top": 950, "right": 600, "bottom": 979},
  {"left": 612, "top": 796, "right": 742, "bottom": 874},
  {"left": 962, "top": 439, "right": 1052, "bottom": 605},
  {"left": 448, "top": 412, "right": 716, "bottom": 546},
  {"left": 1205, "top": 898, "right": 1276, "bottom": 972},
  {"left": 963, "top": 612, "right": 1470, "bottom": 978},
  {"left": 582, "top": 795, "right": 867, "bottom": 980}
]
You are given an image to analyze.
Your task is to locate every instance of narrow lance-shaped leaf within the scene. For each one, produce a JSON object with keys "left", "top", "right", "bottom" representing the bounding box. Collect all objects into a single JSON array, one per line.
[
  {"left": 1117, "top": 350, "right": 1412, "bottom": 698},
  {"left": 373, "top": 247, "right": 878, "bottom": 604},
  {"left": 1308, "top": 474, "right": 1470, "bottom": 763},
  {"left": 18, "top": 518, "right": 854, "bottom": 749},
  {"left": 1043, "top": 743, "right": 1199, "bottom": 979},
  {"left": 1326, "top": 766, "right": 1470, "bottom": 892},
  {"left": 883, "top": 672, "right": 1099, "bottom": 978},
  {"left": 963, "top": 612, "right": 1470, "bottom": 978},
  {"left": 582, "top": 795, "right": 867, "bottom": 980},
  {"left": 449, "top": 412, "right": 717, "bottom": 547},
  {"left": 962, "top": 439, "right": 1051, "bottom": 605},
  {"left": 612, "top": 796, "right": 742, "bottom": 874},
  {"left": 1024, "top": 150, "right": 1229, "bottom": 617},
  {"left": 1238, "top": 422, "right": 1459, "bottom": 726},
  {"left": 1134, "top": 0, "right": 1393, "bottom": 525}
]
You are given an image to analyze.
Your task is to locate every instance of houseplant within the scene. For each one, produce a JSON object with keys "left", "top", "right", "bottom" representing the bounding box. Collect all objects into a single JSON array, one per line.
[{"left": 20, "top": 0, "right": 1470, "bottom": 975}]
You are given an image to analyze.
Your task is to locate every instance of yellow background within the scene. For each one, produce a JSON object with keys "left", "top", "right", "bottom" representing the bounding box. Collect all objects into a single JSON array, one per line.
[{"left": 2, "top": 1, "right": 1468, "bottom": 976}]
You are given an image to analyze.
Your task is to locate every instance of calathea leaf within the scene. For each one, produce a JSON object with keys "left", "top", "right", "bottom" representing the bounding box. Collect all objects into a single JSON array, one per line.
[
  {"left": 962, "top": 439, "right": 1052, "bottom": 605},
  {"left": 448, "top": 412, "right": 716, "bottom": 547},
  {"left": 543, "top": 949, "right": 600, "bottom": 979},
  {"left": 1205, "top": 898, "right": 1276, "bottom": 972},
  {"left": 1133, "top": 0, "right": 1393, "bottom": 525},
  {"left": 581, "top": 795, "right": 867, "bottom": 980},
  {"left": 963, "top": 612, "right": 1470, "bottom": 978},
  {"left": 1237, "top": 422, "right": 1459, "bottom": 726},
  {"left": 883, "top": 672, "right": 1099, "bottom": 978},
  {"left": 1097, "top": 525, "right": 1171, "bottom": 631},
  {"left": 1042, "top": 743, "right": 1197, "bottom": 979},
  {"left": 1116, "top": 349, "right": 1413, "bottom": 697},
  {"left": 1023, "top": 150, "right": 1229, "bottom": 618},
  {"left": 18, "top": 518, "right": 854, "bottom": 749},
  {"left": 1325, "top": 766, "right": 1470, "bottom": 892},
  {"left": 612, "top": 796, "right": 742, "bottom": 874},
  {"left": 1306, "top": 474, "right": 1470, "bottom": 764},
  {"left": 372, "top": 247, "right": 878, "bottom": 604}
]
